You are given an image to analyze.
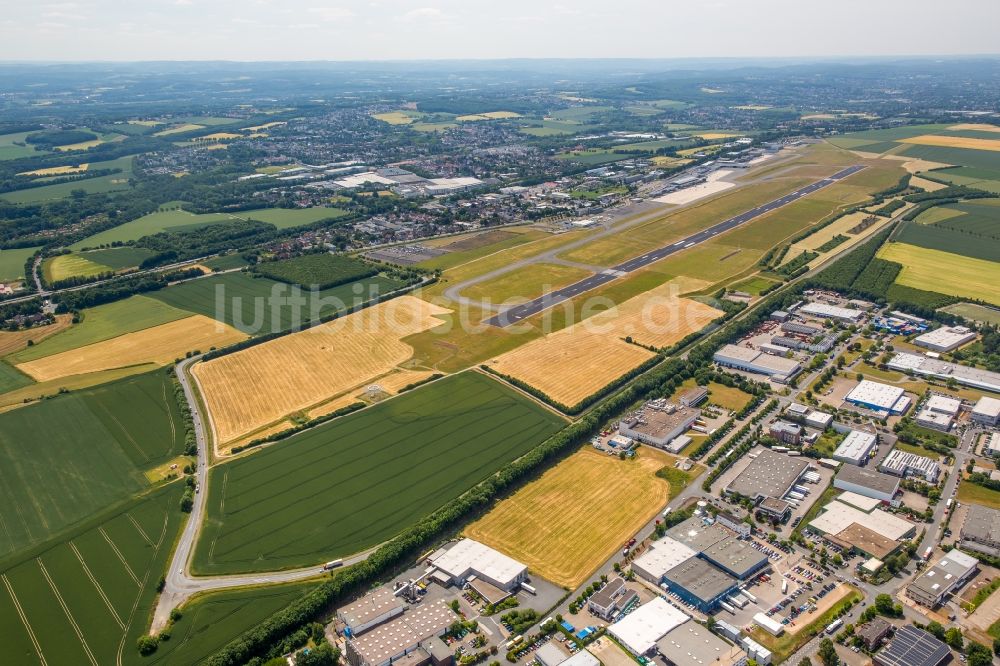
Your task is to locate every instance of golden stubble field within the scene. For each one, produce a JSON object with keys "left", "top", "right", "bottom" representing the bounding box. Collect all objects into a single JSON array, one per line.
[
  {"left": 465, "top": 447, "right": 676, "bottom": 588},
  {"left": 877, "top": 242, "right": 1000, "bottom": 306},
  {"left": 193, "top": 296, "right": 449, "bottom": 443},
  {"left": 487, "top": 280, "right": 721, "bottom": 407},
  {"left": 901, "top": 134, "right": 1000, "bottom": 152},
  {"left": 16, "top": 315, "right": 246, "bottom": 382}
]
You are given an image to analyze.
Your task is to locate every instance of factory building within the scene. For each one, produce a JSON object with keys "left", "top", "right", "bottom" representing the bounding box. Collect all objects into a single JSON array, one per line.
[
  {"left": 972, "top": 396, "right": 1000, "bottom": 426},
  {"left": 712, "top": 344, "right": 802, "bottom": 383},
  {"left": 913, "top": 325, "right": 977, "bottom": 352},
  {"left": 343, "top": 599, "right": 455, "bottom": 666},
  {"left": 429, "top": 539, "right": 527, "bottom": 593},
  {"left": 799, "top": 302, "right": 864, "bottom": 324},
  {"left": 914, "top": 394, "right": 961, "bottom": 431},
  {"left": 678, "top": 386, "right": 709, "bottom": 407},
  {"left": 878, "top": 449, "right": 941, "bottom": 483},
  {"left": 784, "top": 403, "right": 834, "bottom": 430},
  {"left": 888, "top": 352, "right": 1000, "bottom": 393},
  {"left": 960, "top": 504, "right": 1000, "bottom": 558},
  {"left": 844, "top": 380, "right": 911, "bottom": 415},
  {"left": 985, "top": 432, "right": 1000, "bottom": 458},
  {"left": 833, "top": 465, "right": 900, "bottom": 502},
  {"left": 588, "top": 577, "right": 639, "bottom": 621},
  {"left": 657, "top": 623, "right": 747, "bottom": 666},
  {"left": 631, "top": 536, "right": 698, "bottom": 585},
  {"left": 832, "top": 430, "right": 878, "bottom": 466},
  {"left": 724, "top": 448, "right": 810, "bottom": 502},
  {"left": 339, "top": 587, "right": 406, "bottom": 636},
  {"left": 780, "top": 321, "right": 822, "bottom": 336},
  {"left": 662, "top": 556, "right": 740, "bottom": 613},
  {"left": 700, "top": 536, "right": 769, "bottom": 580},
  {"left": 715, "top": 511, "right": 752, "bottom": 537},
  {"left": 906, "top": 549, "right": 979, "bottom": 608},
  {"left": 809, "top": 500, "right": 916, "bottom": 542},
  {"left": 607, "top": 597, "right": 689, "bottom": 657},
  {"left": 618, "top": 400, "right": 700, "bottom": 452}
]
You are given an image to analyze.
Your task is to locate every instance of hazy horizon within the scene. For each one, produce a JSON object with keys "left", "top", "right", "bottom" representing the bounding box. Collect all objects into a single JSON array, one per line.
[{"left": 5, "top": 0, "right": 999, "bottom": 62}]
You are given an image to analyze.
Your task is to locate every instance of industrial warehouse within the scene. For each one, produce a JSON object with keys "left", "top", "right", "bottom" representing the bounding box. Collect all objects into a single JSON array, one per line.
[
  {"left": 878, "top": 449, "right": 940, "bottom": 483},
  {"left": 959, "top": 504, "right": 1000, "bottom": 558},
  {"left": 617, "top": 399, "right": 700, "bottom": 452},
  {"left": 833, "top": 463, "right": 900, "bottom": 502},
  {"left": 913, "top": 394, "right": 962, "bottom": 432},
  {"left": 429, "top": 538, "right": 527, "bottom": 599},
  {"left": 873, "top": 625, "right": 951, "bottom": 666},
  {"left": 906, "top": 549, "right": 979, "bottom": 608},
  {"left": 832, "top": 430, "right": 878, "bottom": 466},
  {"left": 712, "top": 344, "right": 802, "bottom": 383},
  {"left": 723, "top": 448, "right": 810, "bottom": 502},
  {"left": 844, "top": 380, "right": 911, "bottom": 415},
  {"left": 912, "top": 325, "right": 977, "bottom": 352},
  {"left": 888, "top": 352, "right": 1000, "bottom": 393}
]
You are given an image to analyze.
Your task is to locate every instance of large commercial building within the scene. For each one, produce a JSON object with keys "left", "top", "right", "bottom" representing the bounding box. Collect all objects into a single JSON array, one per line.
[
  {"left": 618, "top": 400, "right": 700, "bottom": 452},
  {"left": 914, "top": 394, "right": 962, "bottom": 431},
  {"left": 798, "top": 302, "right": 864, "bottom": 324},
  {"left": 662, "top": 557, "right": 740, "bottom": 613},
  {"left": 960, "top": 503, "right": 1000, "bottom": 558},
  {"left": 700, "top": 537, "right": 769, "bottom": 580},
  {"left": 657, "top": 623, "right": 747, "bottom": 666},
  {"left": 607, "top": 597, "right": 690, "bottom": 657},
  {"left": 985, "top": 432, "right": 1000, "bottom": 458},
  {"left": 889, "top": 352, "right": 1000, "bottom": 393},
  {"left": 834, "top": 464, "right": 900, "bottom": 502},
  {"left": 844, "top": 380, "right": 911, "bottom": 415},
  {"left": 344, "top": 599, "right": 454, "bottom": 666},
  {"left": 631, "top": 537, "right": 698, "bottom": 585},
  {"left": 809, "top": 500, "right": 916, "bottom": 543},
  {"left": 429, "top": 539, "right": 527, "bottom": 592},
  {"left": 873, "top": 626, "right": 950, "bottom": 666},
  {"left": 906, "top": 549, "right": 979, "bottom": 608},
  {"left": 832, "top": 430, "right": 878, "bottom": 466},
  {"left": 913, "top": 325, "right": 977, "bottom": 352},
  {"left": 972, "top": 396, "right": 1000, "bottom": 426},
  {"left": 339, "top": 587, "right": 406, "bottom": 636},
  {"left": 713, "top": 344, "right": 802, "bottom": 383},
  {"left": 723, "top": 448, "right": 810, "bottom": 502},
  {"left": 878, "top": 449, "right": 940, "bottom": 483}
]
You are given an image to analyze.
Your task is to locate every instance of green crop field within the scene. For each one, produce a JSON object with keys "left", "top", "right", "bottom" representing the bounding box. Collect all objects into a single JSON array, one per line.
[
  {"left": 0, "top": 484, "right": 188, "bottom": 666},
  {"left": 149, "top": 271, "right": 406, "bottom": 335},
  {"left": 939, "top": 302, "right": 1000, "bottom": 326},
  {"left": 0, "top": 246, "right": 39, "bottom": 282},
  {"left": 931, "top": 166, "right": 1000, "bottom": 193},
  {"left": 0, "top": 369, "right": 185, "bottom": 557},
  {"left": 42, "top": 253, "right": 109, "bottom": 283},
  {"left": 10, "top": 295, "right": 190, "bottom": 363},
  {"left": 143, "top": 581, "right": 317, "bottom": 665},
  {"left": 193, "top": 372, "right": 566, "bottom": 574},
  {"left": 900, "top": 144, "right": 1000, "bottom": 171},
  {"left": 254, "top": 253, "right": 376, "bottom": 289},
  {"left": 79, "top": 247, "right": 157, "bottom": 270},
  {"left": 71, "top": 206, "right": 347, "bottom": 249},
  {"left": 1, "top": 156, "right": 135, "bottom": 204},
  {"left": 0, "top": 360, "right": 33, "bottom": 393},
  {"left": 0, "top": 131, "right": 49, "bottom": 161},
  {"left": 895, "top": 215, "right": 1000, "bottom": 263}
]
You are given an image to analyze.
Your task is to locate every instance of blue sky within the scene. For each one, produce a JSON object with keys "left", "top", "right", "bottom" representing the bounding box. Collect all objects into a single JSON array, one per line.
[{"left": 3, "top": 0, "right": 998, "bottom": 61}]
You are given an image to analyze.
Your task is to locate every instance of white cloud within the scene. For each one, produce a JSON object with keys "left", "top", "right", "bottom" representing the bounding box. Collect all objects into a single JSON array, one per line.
[
  {"left": 402, "top": 7, "right": 444, "bottom": 21},
  {"left": 307, "top": 6, "right": 354, "bottom": 21}
]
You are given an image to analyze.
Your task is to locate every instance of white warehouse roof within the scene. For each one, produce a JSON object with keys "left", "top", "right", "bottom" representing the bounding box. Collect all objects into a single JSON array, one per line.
[
  {"left": 974, "top": 396, "right": 1000, "bottom": 419},
  {"left": 845, "top": 380, "right": 907, "bottom": 411},
  {"left": 608, "top": 597, "right": 689, "bottom": 656},
  {"left": 913, "top": 326, "right": 977, "bottom": 351},
  {"left": 632, "top": 536, "right": 697, "bottom": 581},
  {"left": 799, "top": 302, "right": 864, "bottom": 321},
  {"left": 836, "top": 491, "right": 882, "bottom": 512},
  {"left": 809, "top": 500, "right": 915, "bottom": 541},
  {"left": 833, "top": 430, "right": 877, "bottom": 464},
  {"left": 431, "top": 539, "right": 526, "bottom": 588},
  {"left": 925, "top": 395, "right": 961, "bottom": 417}
]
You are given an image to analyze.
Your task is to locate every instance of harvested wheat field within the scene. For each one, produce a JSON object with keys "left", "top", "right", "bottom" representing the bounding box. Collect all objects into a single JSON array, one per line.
[
  {"left": 18, "top": 164, "right": 89, "bottom": 177},
  {"left": 488, "top": 281, "right": 720, "bottom": 408},
  {"left": 0, "top": 314, "right": 72, "bottom": 356},
  {"left": 16, "top": 315, "right": 246, "bottom": 382},
  {"left": 909, "top": 175, "right": 949, "bottom": 191},
  {"left": 948, "top": 123, "right": 1000, "bottom": 133},
  {"left": 466, "top": 447, "right": 675, "bottom": 587},
  {"left": 193, "top": 296, "right": 449, "bottom": 443},
  {"left": 901, "top": 134, "right": 1000, "bottom": 152}
]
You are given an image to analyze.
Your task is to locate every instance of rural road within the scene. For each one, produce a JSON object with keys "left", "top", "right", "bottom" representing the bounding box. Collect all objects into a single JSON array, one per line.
[
  {"left": 484, "top": 164, "right": 866, "bottom": 327},
  {"left": 150, "top": 356, "right": 375, "bottom": 632}
]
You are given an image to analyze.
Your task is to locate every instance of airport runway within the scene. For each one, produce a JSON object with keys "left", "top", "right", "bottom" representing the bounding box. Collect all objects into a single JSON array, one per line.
[{"left": 485, "top": 164, "right": 865, "bottom": 327}]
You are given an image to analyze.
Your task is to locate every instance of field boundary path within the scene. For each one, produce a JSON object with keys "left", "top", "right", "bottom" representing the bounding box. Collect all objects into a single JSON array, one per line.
[{"left": 484, "top": 165, "right": 866, "bottom": 326}]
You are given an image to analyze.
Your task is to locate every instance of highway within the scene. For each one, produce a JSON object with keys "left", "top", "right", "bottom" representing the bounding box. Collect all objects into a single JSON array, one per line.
[{"left": 485, "top": 164, "right": 866, "bottom": 327}]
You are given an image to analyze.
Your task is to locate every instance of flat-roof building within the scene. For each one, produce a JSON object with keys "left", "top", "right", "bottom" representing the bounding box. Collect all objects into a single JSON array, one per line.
[
  {"left": 768, "top": 420, "right": 802, "bottom": 445},
  {"left": 339, "top": 587, "right": 406, "bottom": 636},
  {"left": 781, "top": 321, "right": 821, "bottom": 336},
  {"left": 924, "top": 394, "right": 962, "bottom": 417},
  {"left": 667, "top": 518, "right": 732, "bottom": 552},
  {"left": 960, "top": 503, "right": 1000, "bottom": 558},
  {"left": 879, "top": 449, "right": 940, "bottom": 483},
  {"left": 809, "top": 500, "right": 916, "bottom": 542},
  {"left": 701, "top": 537, "right": 769, "bottom": 580},
  {"left": 972, "top": 396, "right": 1000, "bottom": 426},
  {"left": 607, "top": 597, "right": 689, "bottom": 657},
  {"left": 805, "top": 410, "right": 834, "bottom": 430},
  {"left": 713, "top": 344, "right": 802, "bottom": 383},
  {"left": 845, "top": 380, "right": 911, "bottom": 414},
  {"left": 715, "top": 511, "right": 752, "bottom": 537},
  {"left": 856, "top": 618, "right": 892, "bottom": 651},
  {"left": 619, "top": 401, "right": 700, "bottom": 452},
  {"left": 678, "top": 386, "right": 709, "bottom": 407},
  {"left": 834, "top": 464, "right": 900, "bottom": 502},
  {"left": 985, "top": 432, "right": 1000, "bottom": 458},
  {"left": 913, "top": 325, "right": 977, "bottom": 352},
  {"left": 889, "top": 351, "right": 1000, "bottom": 393},
  {"left": 752, "top": 612, "right": 785, "bottom": 637},
  {"left": 799, "top": 302, "right": 864, "bottom": 323},
  {"left": 914, "top": 408, "right": 953, "bottom": 432},
  {"left": 558, "top": 650, "right": 599, "bottom": 666},
  {"left": 430, "top": 539, "right": 527, "bottom": 591},
  {"left": 724, "top": 448, "right": 809, "bottom": 502},
  {"left": 631, "top": 537, "right": 698, "bottom": 585},
  {"left": 663, "top": 557, "right": 740, "bottom": 613},
  {"left": 344, "top": 600, "right": 454, "bottom": 666},
  {"left": 828, "top": 523, "right": 900, "bottom": 560},
  {"left": 873, "top": 626, "right": 950, "bottom": 666},
  {"left": 833, "top": 430, "right": 878, "bottom": 466},
  {"left": 906, "top": 549, "right": 979, "bottom": 608},
  {"left": 657, "top": 623, "right": 747, "bottom": 666}
]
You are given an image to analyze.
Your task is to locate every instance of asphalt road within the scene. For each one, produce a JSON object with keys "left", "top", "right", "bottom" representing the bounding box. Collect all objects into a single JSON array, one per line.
[{"left": 484, "top": 164, "right": 866, "bottom": 327}]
